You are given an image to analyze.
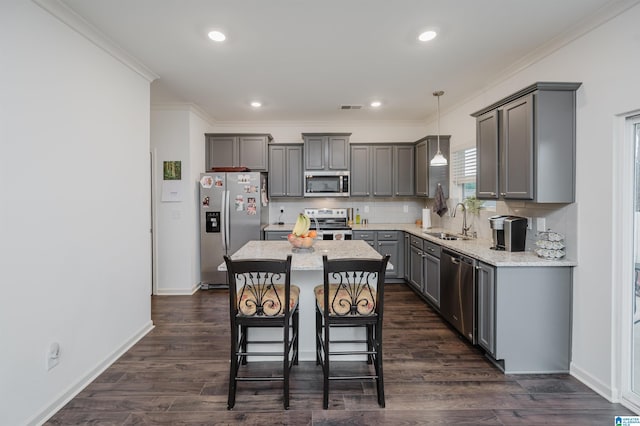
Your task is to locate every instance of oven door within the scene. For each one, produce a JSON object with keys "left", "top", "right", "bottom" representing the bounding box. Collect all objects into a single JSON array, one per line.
[{"left": 321, "top": 230, "right": 353, "bottom": 240}]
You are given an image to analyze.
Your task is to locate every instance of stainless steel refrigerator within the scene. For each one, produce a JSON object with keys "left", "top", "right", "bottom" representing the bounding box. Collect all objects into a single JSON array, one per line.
[{"left": 199, "top": 172, "right": 269, "bottom": 287}]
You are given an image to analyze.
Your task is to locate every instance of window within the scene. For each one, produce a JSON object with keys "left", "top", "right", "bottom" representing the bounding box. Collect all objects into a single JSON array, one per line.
[{"left": 452, "top": 147, "right": 495, "bottom": 210}]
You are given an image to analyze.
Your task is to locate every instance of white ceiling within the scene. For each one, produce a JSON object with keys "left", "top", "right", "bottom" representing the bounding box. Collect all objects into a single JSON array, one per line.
[{"left": 59, "top": 0, "right": 628, "bottom": 123}]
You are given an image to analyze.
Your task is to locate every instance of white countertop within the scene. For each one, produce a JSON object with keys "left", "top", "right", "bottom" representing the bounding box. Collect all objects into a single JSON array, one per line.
[
  {"left": 264, "top": 223, "right": 576, "bottom": 267},
  {"left": 218, "top": 240, "right": 387, "bottom": 271}
]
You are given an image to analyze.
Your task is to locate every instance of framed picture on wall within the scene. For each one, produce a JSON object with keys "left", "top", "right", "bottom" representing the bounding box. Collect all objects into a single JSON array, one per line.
[{"left": 163, "top": 161, "right": 181, "bottom": 180}]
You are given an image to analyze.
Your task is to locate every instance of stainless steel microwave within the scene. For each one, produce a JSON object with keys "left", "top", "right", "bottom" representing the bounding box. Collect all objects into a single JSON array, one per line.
[{"left": 304, "top": 171, "right": 350, "bottom": 197}]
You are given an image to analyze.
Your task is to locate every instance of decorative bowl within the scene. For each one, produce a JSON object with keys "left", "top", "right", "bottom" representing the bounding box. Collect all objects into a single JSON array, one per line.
[{"left": 287, "top": 233, "right": 317, "bottom": 253}]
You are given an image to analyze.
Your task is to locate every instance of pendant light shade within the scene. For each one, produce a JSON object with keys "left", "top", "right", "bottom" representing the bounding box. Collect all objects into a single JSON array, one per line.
[{"left": 430, "top": 90, "right": 448, "bottom": 166}]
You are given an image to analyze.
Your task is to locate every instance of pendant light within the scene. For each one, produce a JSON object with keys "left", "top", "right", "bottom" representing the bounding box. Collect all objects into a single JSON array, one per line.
[{"left": 430, "top": 90, "right": 448, "bottom": 166}]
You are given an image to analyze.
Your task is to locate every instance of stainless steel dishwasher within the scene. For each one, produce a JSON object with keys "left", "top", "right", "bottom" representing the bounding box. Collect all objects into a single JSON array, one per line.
[{"left": 440, "top": 249, "right": 477, "bottom": 343}]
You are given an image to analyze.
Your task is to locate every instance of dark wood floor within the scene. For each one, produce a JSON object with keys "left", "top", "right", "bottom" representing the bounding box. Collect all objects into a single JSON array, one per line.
[{"left": 47, "top": 283, "right": 633, "bottom": 425}]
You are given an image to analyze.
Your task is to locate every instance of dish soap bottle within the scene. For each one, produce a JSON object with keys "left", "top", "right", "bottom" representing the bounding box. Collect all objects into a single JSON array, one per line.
[{"left": 355, "top": 208, "right": 361, "bottom": 224}]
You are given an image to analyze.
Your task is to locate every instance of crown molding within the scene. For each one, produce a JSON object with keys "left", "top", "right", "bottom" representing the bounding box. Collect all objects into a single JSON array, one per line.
[
  {"left": 210, "top": 119, "right": 427, "bottom": 128},
  {"left": 151, "top": 102, "right": 214, "bottom": 124},
  {"left": 32, "top": 0, "right": 159, "bottom": 82}
]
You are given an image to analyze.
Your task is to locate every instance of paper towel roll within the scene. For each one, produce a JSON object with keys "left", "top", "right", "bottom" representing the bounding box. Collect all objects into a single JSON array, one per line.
[{"left": 422, "top": 208, "right": 432, "bottom": 229}]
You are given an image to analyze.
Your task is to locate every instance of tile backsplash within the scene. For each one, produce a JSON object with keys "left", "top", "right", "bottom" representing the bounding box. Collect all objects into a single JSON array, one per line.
[{"left": 270, "top": 197, "right": 576, "bottom": 259}]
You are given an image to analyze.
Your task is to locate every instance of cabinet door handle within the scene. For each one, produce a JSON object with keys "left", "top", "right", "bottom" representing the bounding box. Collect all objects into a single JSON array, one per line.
[
  {"left": 490, "top": 192, "right": 497, "bottom": 196},
  {"left": 500, "top": 192, "right": 506, "bottom": 196},
  {"left": 378, "top": 242, "right": 382, "bottom": 246},
  {"left": 384, "top": 234, "right": 392, "bottom": 238}
]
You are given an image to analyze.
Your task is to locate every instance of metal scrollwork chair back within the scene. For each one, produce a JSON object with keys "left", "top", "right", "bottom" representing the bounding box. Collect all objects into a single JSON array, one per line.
[
  {"left": 314, "top": 254, "right": 390, "bottom": 409},
  {"left": 224, "top": 255, "right": 299, "bottom": 410}
]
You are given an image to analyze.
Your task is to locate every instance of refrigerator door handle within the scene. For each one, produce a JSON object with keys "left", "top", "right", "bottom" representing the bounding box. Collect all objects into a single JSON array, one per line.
[
  {"left": 220, "top": 189, "right": 227, "bottom": 252},
  {"left": 224, "top": 190, "right": 231, "bottom": 252}
]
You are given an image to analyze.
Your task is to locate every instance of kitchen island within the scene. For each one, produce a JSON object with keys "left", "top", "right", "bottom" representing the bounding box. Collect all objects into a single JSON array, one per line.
[{"left": 219, "top": 240, "right": 390, "bottom": 361}]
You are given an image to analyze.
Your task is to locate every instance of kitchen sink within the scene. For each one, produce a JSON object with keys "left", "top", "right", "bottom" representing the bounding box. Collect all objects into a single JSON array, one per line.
[{"left": 423, "top": 231, "right": 472, "bottom": 241}]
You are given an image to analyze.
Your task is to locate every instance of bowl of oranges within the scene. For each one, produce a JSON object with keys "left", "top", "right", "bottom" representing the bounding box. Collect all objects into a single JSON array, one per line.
[{"left": 287, "top": 214, "right": 318, "bottom": 252}]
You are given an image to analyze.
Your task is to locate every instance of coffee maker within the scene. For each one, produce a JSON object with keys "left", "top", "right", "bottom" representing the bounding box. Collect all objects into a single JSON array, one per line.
[{"left": 488, "top": 215, "right": 527, "bottom": 251}]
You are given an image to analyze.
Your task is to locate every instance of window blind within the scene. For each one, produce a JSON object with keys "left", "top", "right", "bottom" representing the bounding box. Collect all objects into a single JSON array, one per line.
[{"left": 452, "top": 147, "right": 477, "bottom": 184}]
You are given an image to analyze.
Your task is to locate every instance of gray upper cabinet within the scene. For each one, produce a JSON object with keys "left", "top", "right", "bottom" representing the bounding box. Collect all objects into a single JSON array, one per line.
[
  {"left": 302, "top": 133, "right": 350, "bottom": 170},
  {"left": 205, "top": 133, "right": 272, "bottom": 171},
  {"left": 350, "top": 145, "right": 371, "bottom": 196},
  {"left": 472, "top": 82, "right": 581, "bottom": 203},
  {"left": 476, "top": 110, "right": 500, "bottom": 199},
  {"left": 268, "top": 144, "right": 303, "bottom": 197},
  {"left": 372, "top": 145, "right": 393, "bottom": 197},
  {"left": 394, "top": 145, "right": 415, "bottom": 196},
  {"left": 350, "top": 143, "right": 414, "bottom": 197},
  {"left": 501, "top": 95, "right": 534, "bottom": 199},
  {"left": 415, "top": 135, "right": 450, "bottom": 198}
]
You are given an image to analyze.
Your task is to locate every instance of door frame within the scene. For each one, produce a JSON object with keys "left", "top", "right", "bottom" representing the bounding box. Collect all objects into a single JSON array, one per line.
[{"left": 615, "top": 111, "right": 640, "bottom": 412}]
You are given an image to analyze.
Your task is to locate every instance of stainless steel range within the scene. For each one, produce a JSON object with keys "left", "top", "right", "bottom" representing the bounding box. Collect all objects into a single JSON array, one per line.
[{"left": 303, "top": 208, "right": 352, "bottom": 240}]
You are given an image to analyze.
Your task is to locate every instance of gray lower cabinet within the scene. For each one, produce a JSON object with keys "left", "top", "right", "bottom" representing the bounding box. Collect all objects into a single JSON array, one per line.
[
  {"left": 268, "top": 144, "right": 303, "bottom": 197},
  {"left": 479, "top": 264, "right": 572, "bottom": 373},
  {"left": 376, "top": 231, "right": 403, "bottom": 279},
  {"left": 471, "top": 82, "right": 581, "bottom": 203},
  {"left": 264, "top": 230, "right": 290, "bottom": 241},
  {"left": 408, "top": 235, "right": 424, "bottom": 292},
  {"left": 415, "top": 135, "right": 450, "bottom": 198},
  {"left": 476, "top": 261, "right": 496, "bottom": 356},
  {"left": 205, "top": 134, "right": 272, "bottom": 171},
  {"left": 353, "top": 230, "right": 403, "bottom": 281},
  {"left": 352, "top": 230, "right": 376, "bottom": 247},
  {"left": 423, "top": 241, "right": 441, "bottom": 309},
  {"left": 403, "top": 233, "right": 411, "bottom": 281},
  {"left": 302, "top": 133, "right": 350, "bottom": 170}
]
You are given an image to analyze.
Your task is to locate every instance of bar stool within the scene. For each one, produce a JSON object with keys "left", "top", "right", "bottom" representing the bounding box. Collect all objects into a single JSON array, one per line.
[
  {"left": 224, "top": 255, "right": 299, "bottom": 409},
  {"left": 314, "top": 254, "right": 390, "bottom": 409}
]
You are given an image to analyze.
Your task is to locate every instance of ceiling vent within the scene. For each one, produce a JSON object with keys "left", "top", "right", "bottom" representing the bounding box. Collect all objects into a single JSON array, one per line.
[{"left": 340, "top": 105, "right": 363, "bottom": 110}]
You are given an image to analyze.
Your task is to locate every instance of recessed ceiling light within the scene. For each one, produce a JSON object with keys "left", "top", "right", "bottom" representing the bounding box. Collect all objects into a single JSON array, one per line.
[
  {"left": 250, "top": 101, "right": 262, "bottom": 108},
  {"left": 370, "top": 101, "right": 382, "bottom": 108},
  {"left": 208, "top": 31, "right": 226, "bottom": 42},
  {"left": 418, "top": 30, "right": 437, "bottom": 42}
]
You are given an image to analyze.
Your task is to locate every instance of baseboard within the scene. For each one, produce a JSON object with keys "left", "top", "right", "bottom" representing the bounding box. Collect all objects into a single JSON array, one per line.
[
  {"left": 570, "top": 361, "right": 615, "bottom": 402},
  {"left": 30, "top": 320, "right": 155, "bottom": 426},
  {"left": 621, "top": 395, "right": 640, "bottom": 414},
  {"left": 155, "top": 283, "right": 200, "bottom": 295}
]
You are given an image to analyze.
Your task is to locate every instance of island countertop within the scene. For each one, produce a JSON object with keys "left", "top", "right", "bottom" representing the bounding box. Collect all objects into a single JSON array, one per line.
[{"left": 218, "top": 240, "right": 386, "bottom": 271}]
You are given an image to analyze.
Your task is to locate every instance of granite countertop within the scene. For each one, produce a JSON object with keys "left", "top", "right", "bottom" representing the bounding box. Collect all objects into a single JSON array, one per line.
[
  {"left": 264, "top": 223, "right": 576, "bottom": 267},
  {"left": 218, "top": 240, "right": 387, "bottom": 271}
]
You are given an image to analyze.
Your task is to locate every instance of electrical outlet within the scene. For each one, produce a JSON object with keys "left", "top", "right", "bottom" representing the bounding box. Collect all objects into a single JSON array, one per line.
[
  {"left": 364, "top": 205, "right": 369, "bottom": 213},
  {"left": 403, "top": 205, "right": 409, "bottom": 213},
  {"left": 47, "top": 342, "right": 60, "bottom": 371},
  {"left": 526, "top": 217, "right": 533, "bottom": 230},
  {"left": 537, "top": 217, "right": 546, "bottom": 232}
]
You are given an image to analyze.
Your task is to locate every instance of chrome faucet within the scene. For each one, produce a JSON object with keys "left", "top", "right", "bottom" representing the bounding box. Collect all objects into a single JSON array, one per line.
[{"left": 452, "top": 202, "right": 472, "bottom": 237}]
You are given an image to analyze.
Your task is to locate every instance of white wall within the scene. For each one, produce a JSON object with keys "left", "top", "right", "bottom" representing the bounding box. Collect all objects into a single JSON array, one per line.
[
  {"left": 150, "top": 106, "right": 212, "bottom": 294},
  {"left": 0, "top": 2, "right": 153, "bottom": 424}
]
